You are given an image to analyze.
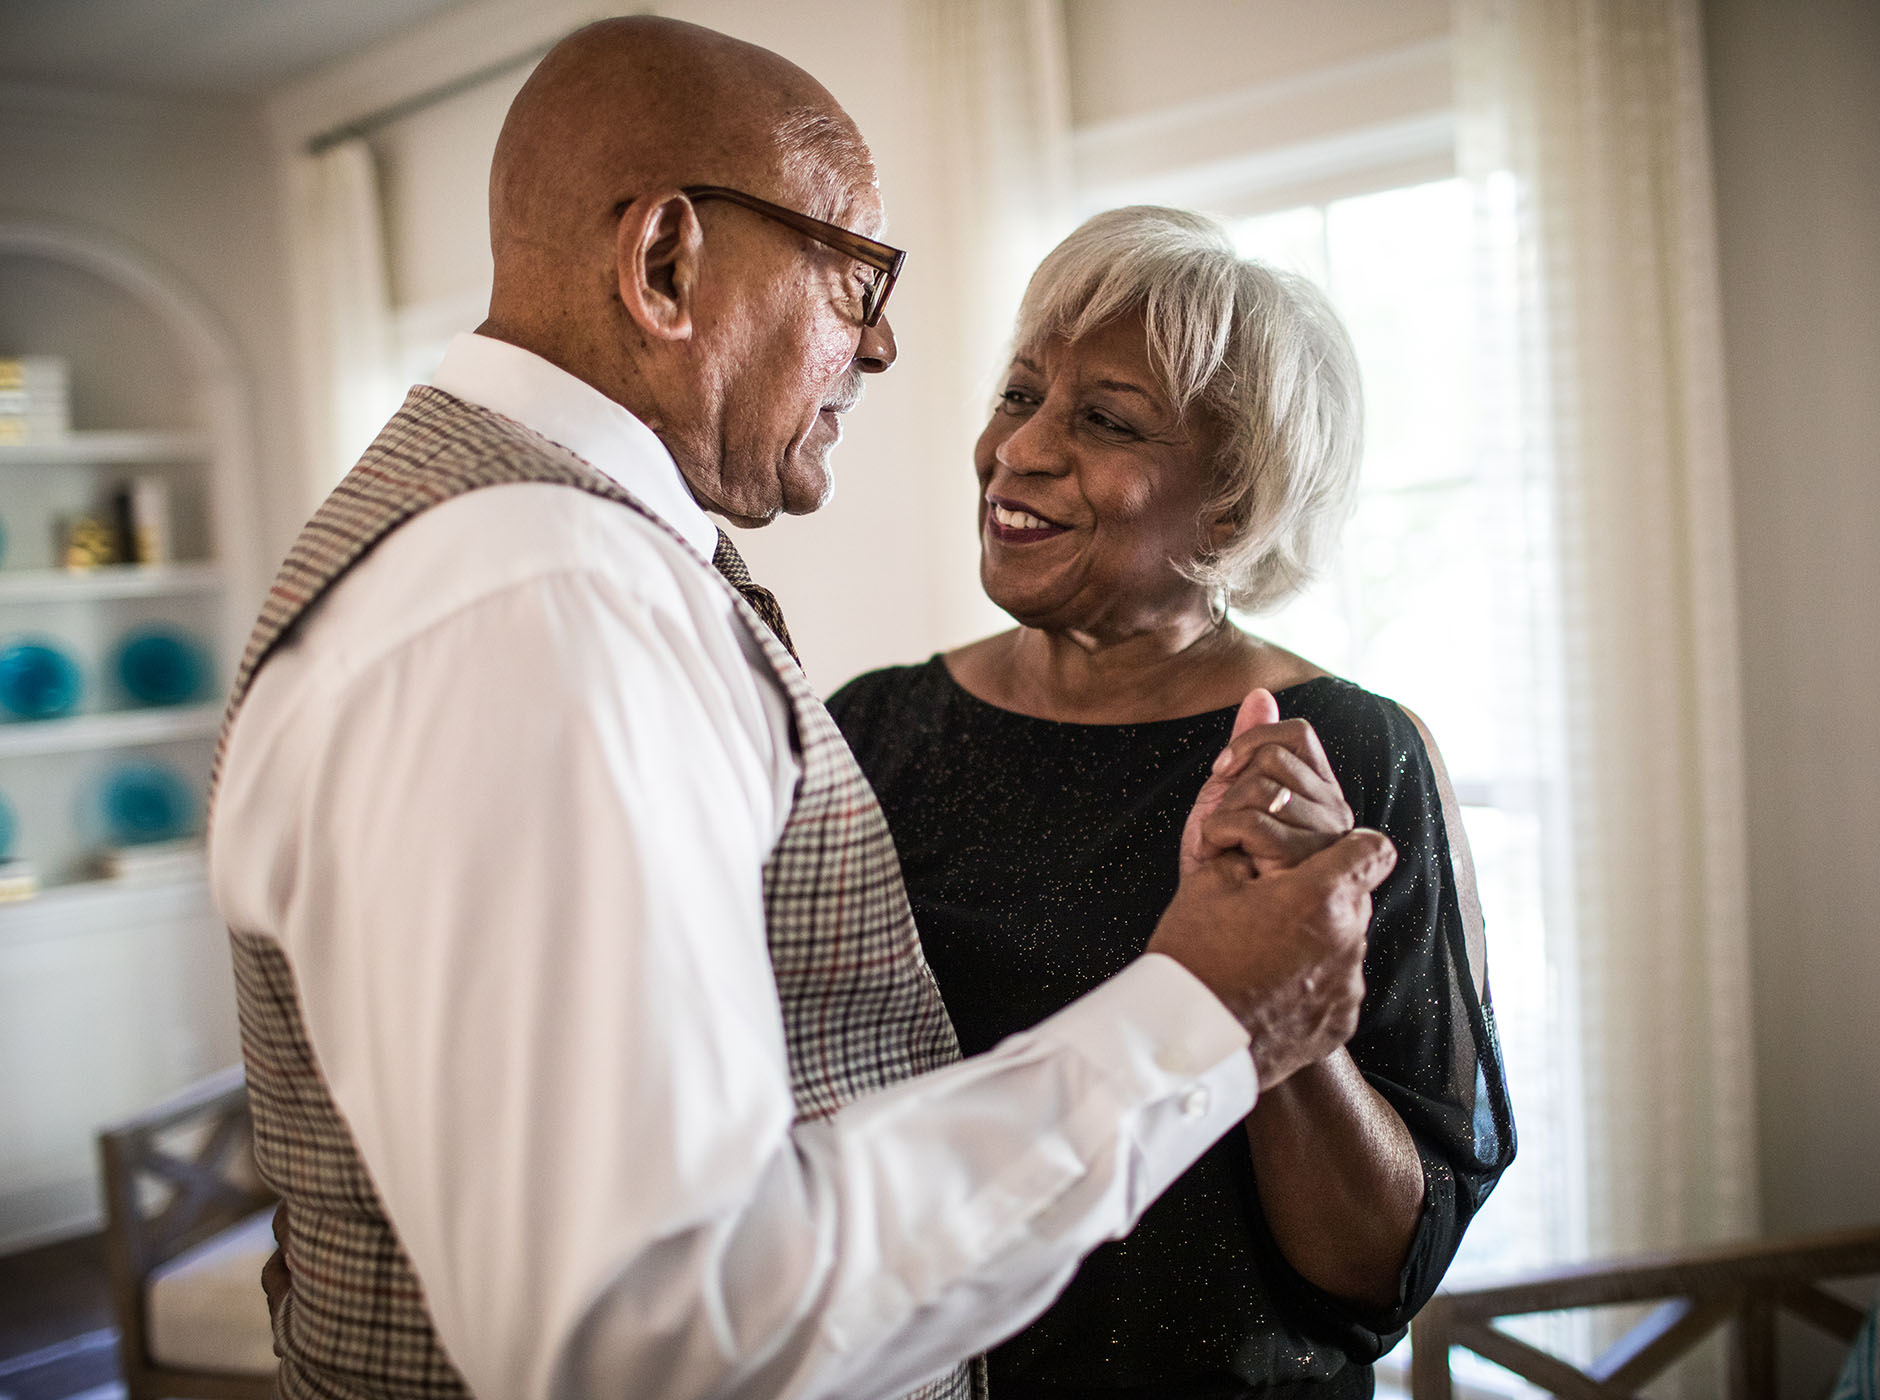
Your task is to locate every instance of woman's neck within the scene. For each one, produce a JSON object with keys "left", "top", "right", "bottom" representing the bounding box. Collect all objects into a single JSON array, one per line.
[{"left": 947, "top": 613, "right": 1320, "bottom": 724}]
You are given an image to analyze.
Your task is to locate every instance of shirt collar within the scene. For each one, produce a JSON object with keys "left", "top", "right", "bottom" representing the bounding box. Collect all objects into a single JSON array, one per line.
[{"left": 429, "top": 332, "right": 719, "bottom": 558}]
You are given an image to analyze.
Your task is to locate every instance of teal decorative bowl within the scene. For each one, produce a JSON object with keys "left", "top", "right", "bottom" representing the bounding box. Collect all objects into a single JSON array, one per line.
[
  {"left": 99, "top": 761, "right": 196, "bottom": 846},
  {"left": 115, "top": 627, "right": 211, "bottom": 707},
  {"left": 0, "top": 640, "right": 82, "bottom": 720}
]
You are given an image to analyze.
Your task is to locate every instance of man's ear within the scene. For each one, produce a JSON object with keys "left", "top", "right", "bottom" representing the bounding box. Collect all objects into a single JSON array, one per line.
[{"left": 616, "top": 190, "right": 700, "bottom": 342}]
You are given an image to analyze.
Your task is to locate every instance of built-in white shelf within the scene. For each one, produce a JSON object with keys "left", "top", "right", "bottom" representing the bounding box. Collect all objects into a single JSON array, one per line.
[
  {"left": 0, "top": 220, "right": 254, "bottom": 1252},
  {"left": 0, "top": 561, "right": 223, "bottom": 603},
  {"left": 0, "top": 858, "right": 211, "bottom": 948},
  {"left": 0, "top": 702, "right": 220, "bottom": 758},
  {"left": 0, "top": 430, "right": 212, "bottom": 467}
]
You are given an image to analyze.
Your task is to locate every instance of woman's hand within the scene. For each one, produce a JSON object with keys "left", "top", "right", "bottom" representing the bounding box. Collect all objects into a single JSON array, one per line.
[{"left": 1180, "top": 689, "right": 1356, "bottom": 877}]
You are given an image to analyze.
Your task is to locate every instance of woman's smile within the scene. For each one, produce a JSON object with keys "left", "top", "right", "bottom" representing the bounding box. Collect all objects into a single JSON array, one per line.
[{"left": 985, "top": 495, "right": 1070, "bottom": 543}]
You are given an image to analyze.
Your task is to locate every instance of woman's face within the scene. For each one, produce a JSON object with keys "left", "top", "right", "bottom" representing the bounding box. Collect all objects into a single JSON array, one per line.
[{"left": 975, "top": 312, "right": 1224, "bottom": 638}]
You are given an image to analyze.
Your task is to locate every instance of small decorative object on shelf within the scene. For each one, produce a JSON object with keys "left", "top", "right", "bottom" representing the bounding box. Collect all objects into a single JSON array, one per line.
[
  {"left": 114, "top": 625, "right": 211, "bottom": 706},
  {"left": 0, "top": 786, "right": 30, "bottom": 901},
  {"left": 60, "top": 513, "right": 119, "bottom": 570},
  {"left": 97, "top": 759, "right": 196, "bottom": 846},
  {"left": 0, "top": 860, "right": 37, "bottom": 902},
  {"left": 95, "top": 835, "right": 204, "bottom": 884},
  {"left": 118, "top": 476, "right": 171, "bottom": 565},
  {"left": 0, "top": 355, "right": 70, "bottom": 445},
  {"left": 0, "top": 637, "right": 83, "bottom": 719}
]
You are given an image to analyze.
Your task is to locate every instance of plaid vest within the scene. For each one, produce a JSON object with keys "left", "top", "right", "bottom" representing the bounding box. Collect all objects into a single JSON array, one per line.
[{"left": 217, "top": 386, "right": 974, "bottom": 1400}]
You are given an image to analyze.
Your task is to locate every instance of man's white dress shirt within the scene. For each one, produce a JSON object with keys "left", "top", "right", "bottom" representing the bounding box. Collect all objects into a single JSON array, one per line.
[{"left": 211, "top": 333, "right": 1258, "bottom": 1400}]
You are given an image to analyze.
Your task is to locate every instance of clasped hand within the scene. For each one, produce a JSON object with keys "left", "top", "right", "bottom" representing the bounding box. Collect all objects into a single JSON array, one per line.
[{"left": 1146, "top": 690, "right": 1395, "bottom": 1090}]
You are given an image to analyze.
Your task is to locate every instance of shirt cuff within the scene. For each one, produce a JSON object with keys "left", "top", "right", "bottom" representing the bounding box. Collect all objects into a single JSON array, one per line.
[
  {"left": 1045, "top": 952, "right": 1254, "bottom": 1085},
  {"left": 1027, "top": 954, "right": 1258, "bottom": 1211}
]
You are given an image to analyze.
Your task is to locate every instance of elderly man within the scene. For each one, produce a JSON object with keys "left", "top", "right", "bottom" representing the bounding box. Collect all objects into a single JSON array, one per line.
[{"left": 210, "top": 16, "right": 1395, "bottom": 1400}]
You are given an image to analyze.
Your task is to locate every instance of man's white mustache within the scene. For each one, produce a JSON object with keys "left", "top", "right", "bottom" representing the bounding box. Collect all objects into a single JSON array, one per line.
[{"left": 822, "top": 369, "right": 865, "bottom": 415}]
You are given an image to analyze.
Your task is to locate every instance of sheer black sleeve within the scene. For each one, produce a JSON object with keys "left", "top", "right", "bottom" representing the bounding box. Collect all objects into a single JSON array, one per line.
[{"left": 1251, "top": 680, "right": 1517, "bottom": 1355}]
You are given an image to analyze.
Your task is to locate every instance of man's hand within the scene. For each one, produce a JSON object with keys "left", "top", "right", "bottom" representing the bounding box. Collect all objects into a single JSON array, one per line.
[
  {"left": 1180, "top": 689, "right": 1355, "bottom": 877},
  {"left": 1147, "top": 829, "right": 1396, "bottom": 1090},
  {"left": 262, "top": 1201, "right": 291, "bottom": 1337}
]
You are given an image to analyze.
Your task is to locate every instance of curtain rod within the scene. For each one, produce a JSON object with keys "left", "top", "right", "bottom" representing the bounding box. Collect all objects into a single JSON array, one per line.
[{"left": 305, "top": 40, "right": 555, "bottom": 156}]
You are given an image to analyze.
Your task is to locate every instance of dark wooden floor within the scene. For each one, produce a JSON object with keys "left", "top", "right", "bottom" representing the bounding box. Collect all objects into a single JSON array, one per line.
[{"left": 0, "top": 1232, "right": 121, "bottom": 1400}]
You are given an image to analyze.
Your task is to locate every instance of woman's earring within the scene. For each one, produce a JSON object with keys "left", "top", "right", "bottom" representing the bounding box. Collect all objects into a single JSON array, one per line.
[{"left": 1207, "top": 585, "right": 1228, "bottom": 626}]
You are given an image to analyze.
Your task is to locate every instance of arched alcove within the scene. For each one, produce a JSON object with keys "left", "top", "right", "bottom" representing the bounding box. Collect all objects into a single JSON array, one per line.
[
  {"left": 0, "top": 220, "right": 254, "bottom": 1249},
  {"left": 0, "top": 221, "right": 261, "bottom": 629}
]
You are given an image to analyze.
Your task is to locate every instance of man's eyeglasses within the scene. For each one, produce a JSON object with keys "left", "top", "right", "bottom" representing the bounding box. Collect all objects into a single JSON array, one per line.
[{"left": 681, "top": 185, "right": 905, "bottom": 327}]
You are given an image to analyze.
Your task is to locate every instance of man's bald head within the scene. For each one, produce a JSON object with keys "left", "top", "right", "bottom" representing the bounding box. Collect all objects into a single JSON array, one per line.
[
  {"left": 488, "top": 17, "right": 875, "bottom": 291},
  {"left": 476, "top": 17, "right": 898, "bottom": 528}
]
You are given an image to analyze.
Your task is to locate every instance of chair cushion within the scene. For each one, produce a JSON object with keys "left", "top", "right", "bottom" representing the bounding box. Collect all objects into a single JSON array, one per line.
[{"left": 146, "top": 1207, "right": 277, "bottom": 1374}]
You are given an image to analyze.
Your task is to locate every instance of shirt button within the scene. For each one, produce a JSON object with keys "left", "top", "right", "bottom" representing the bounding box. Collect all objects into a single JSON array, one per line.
[{"left": 1179, "top": 1086, "right": 1210, "bottom": 1120}]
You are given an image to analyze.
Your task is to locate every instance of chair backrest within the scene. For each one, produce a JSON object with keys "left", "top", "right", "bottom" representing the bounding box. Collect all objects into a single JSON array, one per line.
[
  {"left": 96, "top": 1065, "right": 278, "bottom": 1398},
  {"left": 1410, "top": 1225, "right": 1880, "bottom": 1399}
]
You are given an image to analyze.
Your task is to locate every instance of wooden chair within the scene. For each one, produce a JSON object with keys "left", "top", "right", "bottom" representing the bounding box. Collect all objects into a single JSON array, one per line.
[
  {"left": 1410, "top": 1224, "right": 1880, "bottom": 1398},
  {"left": 96, "top": 1065, "right": 278, "bottom": 1400}
]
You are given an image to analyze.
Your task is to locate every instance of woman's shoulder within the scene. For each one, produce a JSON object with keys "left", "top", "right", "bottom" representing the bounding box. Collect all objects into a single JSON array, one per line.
[
  {"left": 1275, "top": 675, "right": 1437, "bottom": 823},
  {"left": 826, "top": 656, "right": 961, "bottom": 793},
  {"left": 824, "top": 655, "right": 949, "bottom": 737},
  {"left": 1277, "top": 673, "right": 1419, "bottom": 746}
]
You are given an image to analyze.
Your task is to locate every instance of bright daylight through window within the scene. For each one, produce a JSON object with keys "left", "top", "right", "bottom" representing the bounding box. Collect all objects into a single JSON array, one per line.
[{"left": 1232, "top": 179, "right": 1568, "bottom": 1374}]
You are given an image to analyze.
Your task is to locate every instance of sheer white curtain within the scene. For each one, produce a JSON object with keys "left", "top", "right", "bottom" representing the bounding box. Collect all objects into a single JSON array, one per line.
[
  {"left": 285, "top": 138, "right": 403, "bottom": 511},
  {"left": 919, "top": 0, "right": 1075, "bottom": 379},
  {"left": 912, "top": 0, "right": 1077, "bottom": 645},
  {"left": 1455, "top": 0, "right": 1759, "bottom": 1305}
]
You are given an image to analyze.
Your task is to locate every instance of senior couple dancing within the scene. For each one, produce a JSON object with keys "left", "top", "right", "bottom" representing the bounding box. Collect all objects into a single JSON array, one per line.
[{"left": 211, "top": 16, "right": 1513, "bottom": 1400}]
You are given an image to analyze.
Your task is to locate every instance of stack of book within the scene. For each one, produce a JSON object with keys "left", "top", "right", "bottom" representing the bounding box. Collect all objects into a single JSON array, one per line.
[
  {"left": 0, "top": 860, "right": 38, "bottom": 903},
  {"left": 0, "top": 356, "right": 71, "bottom": 444},
  {"left": 95, "top": 838, "right": 205, "bottom": 884}
]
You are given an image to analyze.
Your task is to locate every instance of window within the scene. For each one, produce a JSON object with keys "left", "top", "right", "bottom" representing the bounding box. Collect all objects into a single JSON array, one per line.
[{"left": 1234, "top": 179, "right": 1573, "bottom": 1396}]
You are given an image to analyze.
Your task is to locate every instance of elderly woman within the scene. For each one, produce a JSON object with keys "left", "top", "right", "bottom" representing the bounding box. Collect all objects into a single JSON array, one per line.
[{"left": 828, "top": 207, "right": 1514, "bottom": 1399}]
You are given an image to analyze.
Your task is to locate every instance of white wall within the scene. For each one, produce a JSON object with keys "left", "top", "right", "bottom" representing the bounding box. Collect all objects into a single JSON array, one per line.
[
  {"left": 1063, "top": 0, "right": 1449, "bottom": 128},
  {"left": 1705, "top": 0, "right": 1880, "bottom": 1238}
]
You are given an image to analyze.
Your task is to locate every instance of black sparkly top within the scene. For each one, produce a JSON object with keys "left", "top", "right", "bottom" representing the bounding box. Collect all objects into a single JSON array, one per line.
[{"left": 827, "top": 658, "right": 1516, "bottom": 1400}]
